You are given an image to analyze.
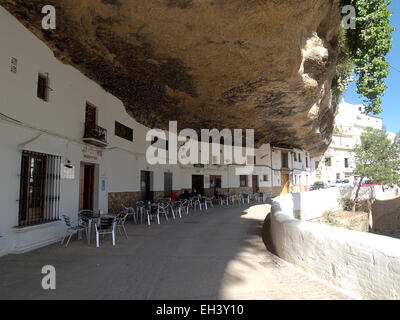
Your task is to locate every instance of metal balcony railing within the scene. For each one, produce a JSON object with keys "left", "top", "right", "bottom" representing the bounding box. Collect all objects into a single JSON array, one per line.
[{"left": 84, "top": 122, "right": 108, "bottom": 144}]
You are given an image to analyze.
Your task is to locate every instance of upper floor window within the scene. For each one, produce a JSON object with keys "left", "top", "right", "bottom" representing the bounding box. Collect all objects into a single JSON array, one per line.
[
  {"left": 115, "top": 121, "right": 133, "bottom": 142},
  {"left": 37, "top": 73, "right": 49, "bottom": 101},
  {"left": 325, "top": 158, "right": 332, "bottom": 167},
  {"left": 281, "top": 152, "right": 289, "bottom": 168},
  {"left": 293, "top": 153, "right": 297, "bottom": 162},
  {"left": 344, "top": 158, "right": 350, "bottom": 168},
  {"left": 298, "top": 153, "right": 302, "bottom": 162},
  {"left": 85, "top": 103, "right": 97, "bottom": 125}
]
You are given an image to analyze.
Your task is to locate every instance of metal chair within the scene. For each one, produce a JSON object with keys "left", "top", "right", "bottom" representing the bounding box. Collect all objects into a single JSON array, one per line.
[
  {"left": 146, "top": 204, "right": 160, "bottom": 225},
  {"left": 219, "top": 194, "right": 229, "bottom": 206},
  {"left": 61, "top": 215, "right": 87, "bottom": 247},
  {"left": 170, "top": 201, "right": 182, "bottom": 219},
  {"left": 136, "top": 201, "right": 147, "bottom": 224},
  {"left": 121, "top": 204, "right": 137, "bottom": 223},
  {"left": 180, "top": 199, "right": 190, "bottom": 215},
  {"left": 116, "top": 211, "right": 129, "bottom": 238},
  {"left": 158, "top": 202, "right": 171, "bottom": 221},
  {"left": 94, "top": 216, "right": 117, "bottom": 248},
  {"left": 204, "top": 196, "right": 214, "bottom": 209}
]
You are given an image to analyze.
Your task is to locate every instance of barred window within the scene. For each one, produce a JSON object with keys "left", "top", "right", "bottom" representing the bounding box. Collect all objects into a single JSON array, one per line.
[{"left": 18, "top": 151, "right": 61, "bottom": 227}]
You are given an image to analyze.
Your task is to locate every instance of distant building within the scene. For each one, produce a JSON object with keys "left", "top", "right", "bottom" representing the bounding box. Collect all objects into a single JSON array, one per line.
[{"left": 311, "top": 100, "right": 383, "bottom": 185}]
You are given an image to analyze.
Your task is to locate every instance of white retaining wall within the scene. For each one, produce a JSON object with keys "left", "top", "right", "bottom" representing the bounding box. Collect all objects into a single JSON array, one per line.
[{"left": 270, "top": 189, "right": 400, "bottom": 300}]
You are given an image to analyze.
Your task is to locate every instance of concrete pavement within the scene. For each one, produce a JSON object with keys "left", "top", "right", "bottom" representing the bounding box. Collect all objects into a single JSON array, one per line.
[{"left": 0, "top": 203, "right": 350, "bottom": 299}]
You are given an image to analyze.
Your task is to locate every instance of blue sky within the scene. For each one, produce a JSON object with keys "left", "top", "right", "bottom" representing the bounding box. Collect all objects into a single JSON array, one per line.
[{"left": 343, "top": 1, "right": 400, "bottom": 134}]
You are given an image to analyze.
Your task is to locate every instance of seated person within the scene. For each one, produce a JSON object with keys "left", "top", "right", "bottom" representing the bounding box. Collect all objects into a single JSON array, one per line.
[
  {"left": 170, "top": 192, "right": 180, "bottom": 202},
  {"left": 191, "top": 188, "right": 200, "bottom": 197},
  {"left": 181, "top": 189, "right": 190, "bottom": 200},
  {"left": 214, "top": 188, "right": 220, "bottom": 199}
]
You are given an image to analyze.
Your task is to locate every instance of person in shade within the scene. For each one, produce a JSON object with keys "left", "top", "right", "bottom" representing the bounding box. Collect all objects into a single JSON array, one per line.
[
  {"left": 214, "top": 188, "right": 220, "bottom": 199},
  {"left": 181, "top": 189, "right": 190, "bottom": 200},
  {"left": 170, "top": 192, "right": 180, "bottom": 202}
]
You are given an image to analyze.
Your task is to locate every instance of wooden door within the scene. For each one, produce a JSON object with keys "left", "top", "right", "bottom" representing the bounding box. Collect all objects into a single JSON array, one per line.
[
  {"left": 79, "top": 163, "right": 95, "bottom": 211},
  {"left": 192, "top": 175, "right": 204, "bottom": 195},
  {"left": 85, "top": 103, "right": 96, "bottom": 126},
  {"left": 252, "top": 175, "right": 259, "bottom": 193},
  {"left": 281, "top": 173, "right": 290, "bottom": 195}
]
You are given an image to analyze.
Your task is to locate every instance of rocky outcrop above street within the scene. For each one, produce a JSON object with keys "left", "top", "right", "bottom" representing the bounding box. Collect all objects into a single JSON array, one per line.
[{"left": 0, "top": 0, "right": 342, "bottom": 155}]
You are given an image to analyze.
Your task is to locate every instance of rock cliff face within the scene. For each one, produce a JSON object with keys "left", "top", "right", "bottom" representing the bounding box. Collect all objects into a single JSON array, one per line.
[{"left": 0, "top": 0, "right": 342, "bottom": 155}]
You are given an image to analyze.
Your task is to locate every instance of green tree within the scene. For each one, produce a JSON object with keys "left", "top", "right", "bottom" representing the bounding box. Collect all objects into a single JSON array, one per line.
[
  {"left": 339, "top": 0, "right": 394, "bottom": 114},
  {"left": 353, "top": 128, "right": 400, "bottom": 210}
]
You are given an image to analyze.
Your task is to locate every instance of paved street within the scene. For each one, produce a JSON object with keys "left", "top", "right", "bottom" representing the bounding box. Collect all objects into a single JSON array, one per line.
[{"left": 0, "top": 203, "right": 350, "bottom": 299}]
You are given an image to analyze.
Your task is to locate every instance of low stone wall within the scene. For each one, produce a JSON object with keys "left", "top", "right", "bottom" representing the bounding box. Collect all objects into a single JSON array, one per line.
[
  {"left": 270, "top": 189, "right": 400, "bottom": 300},
  {"left": 371, "top": 197, "right": 400, "bottom": 236}
]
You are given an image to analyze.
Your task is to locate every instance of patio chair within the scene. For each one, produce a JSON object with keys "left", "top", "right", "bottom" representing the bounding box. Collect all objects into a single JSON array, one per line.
[
  {"left": 147, "top": 204, "right": 160, "bottom": 225},
  {"left": 61, "top": 214, "right": 87, "bottom": 247},
  {"left": 94, "top": 216, "right": 117, "bottom": 248},
  {"left": 121, "top": 204, "right": 137, "bottom": 223},
  {"left": 116, "top": 211, "right": 129, "bottom": 239},
  {"left": 170, "top": 201, "right": 182, "bottom": 219},
  {"left": 158, "top": 202, "right": 171, "bottom": 221},
  {"left": 180, "top": 199, "right": 190, "bottom": 215},
  {"left": 241, "top": 193, "right": 250, "bottom": 204},
  {"left": 136, "top": 201, "right": 147, "bottom": 224},
  {"left": 219, "top": 195, "right": 229, "bottom": 206},
  {"left": 204, "top": 196, "right": 214, "bottom": 209}
]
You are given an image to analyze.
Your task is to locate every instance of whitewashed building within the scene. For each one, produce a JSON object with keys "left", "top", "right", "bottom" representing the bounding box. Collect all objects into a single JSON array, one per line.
[
  {"left": 0, "top": 6, "right": 313, "bottom": 256},
  {"left": 311, "top": 100, "right": 384, "bottom": 185}
]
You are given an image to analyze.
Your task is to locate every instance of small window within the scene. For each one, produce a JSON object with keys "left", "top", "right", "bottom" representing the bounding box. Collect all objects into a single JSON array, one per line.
[
  {"left": 344, "top": 158, "right": 349, "bottom": 168},
  {"left": 263, "top": 175, "right": 269, "bottom": 182},
  {"left": 298, "top": 153, "right": 302, "bottom": 162},
  {"left": 240, "top": 175, "right": 248, "bottom": 187},
  {"left": 325, "top": 158, "right": 332, "bottom": 167},
  {"left": 37, "top": 73, "right": 48, "bottom": 101},
  {"left": 293, "top": 153, "right": 297, "bottom": 162},
  {"left": 115, "top": 121, "right": 133, "bottom": 142}
]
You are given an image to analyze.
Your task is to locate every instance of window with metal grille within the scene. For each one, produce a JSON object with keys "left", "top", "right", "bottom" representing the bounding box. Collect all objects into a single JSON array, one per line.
[
  {"left": 18, "top": 151, "right": 61, "bottom": 227},
  {"left": 240, "top": 175, "right": 248, "bottom": 187},
  {"left": 37, "top": 73, "right": 49, "bottom": 101},
  {"left": 115, "top": 121, "right": 133, "bottom": 142}
]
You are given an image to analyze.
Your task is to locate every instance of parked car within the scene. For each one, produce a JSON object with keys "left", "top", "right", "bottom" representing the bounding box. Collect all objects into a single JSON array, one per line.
[
  {"left": 361, "top": 180, "right": 379, "bottom": 187},
  {"left": 334, "top": 179, "right": 351, "bottom": 188},
  {"left": 310, "top": 182, "right": 328, "bottom": 191}
]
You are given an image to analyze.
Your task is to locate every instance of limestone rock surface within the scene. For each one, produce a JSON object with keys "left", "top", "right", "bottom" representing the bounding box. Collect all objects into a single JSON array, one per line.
[{"left": 0, "top": 0, "right": 342, "bottom": 155}]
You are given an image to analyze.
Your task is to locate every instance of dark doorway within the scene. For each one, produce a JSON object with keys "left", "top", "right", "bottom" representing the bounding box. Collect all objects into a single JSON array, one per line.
[
  {"left": 192, "top": 175, "right": 204, "bottom": 195},
  {"left": 164, "top": 172, "right": 173, "bottom": 197},
  {"left": 79, "top": 163, "right": 95, "bottom": 211},
  {"left": 252, "top": 175, "right": 259, "bottom": 193},
  {"left": 141, "top": 171, "right": 153, "bottom": 202},
  {"left": 210, "top": 175, "right": 222, "bottom": 194}
]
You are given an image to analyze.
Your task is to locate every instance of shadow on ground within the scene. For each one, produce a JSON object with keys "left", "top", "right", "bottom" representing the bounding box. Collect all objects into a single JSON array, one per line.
[{"left": 0, "top": 201, "right": 349, "bottom": 300}]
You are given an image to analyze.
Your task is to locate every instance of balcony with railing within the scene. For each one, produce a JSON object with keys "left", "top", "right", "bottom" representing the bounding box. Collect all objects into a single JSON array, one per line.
[{"left": 83, "top": 122, "right": 108, "bottom": 147}]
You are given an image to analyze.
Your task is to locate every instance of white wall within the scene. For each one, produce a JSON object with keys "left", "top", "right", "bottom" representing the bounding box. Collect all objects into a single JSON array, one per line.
[{"left": 270, "top": 189, "right": 400, "bottom": 300}]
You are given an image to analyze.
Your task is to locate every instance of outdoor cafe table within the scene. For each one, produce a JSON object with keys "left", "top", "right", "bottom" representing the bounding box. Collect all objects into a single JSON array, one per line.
[{"left": 79, "top": 212, "right": 115, "bottom": 245}]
